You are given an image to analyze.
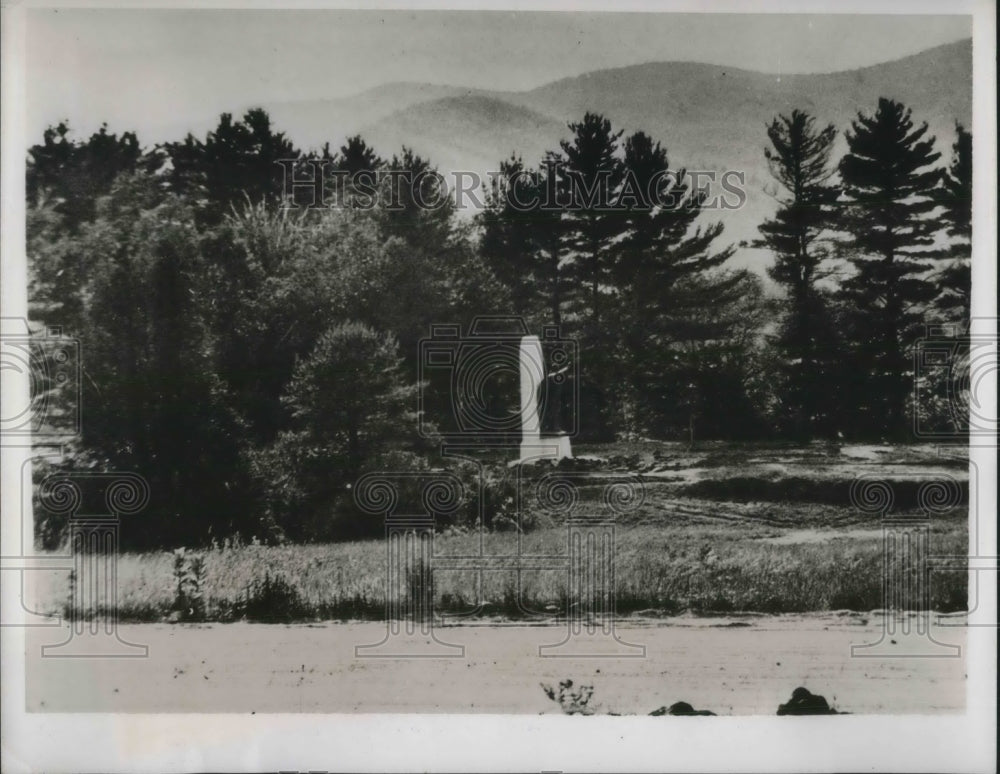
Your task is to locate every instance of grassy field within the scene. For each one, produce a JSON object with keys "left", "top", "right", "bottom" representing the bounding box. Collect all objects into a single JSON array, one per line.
[{"left": 29, "top": 442, "right": 969, "bottom": 622}]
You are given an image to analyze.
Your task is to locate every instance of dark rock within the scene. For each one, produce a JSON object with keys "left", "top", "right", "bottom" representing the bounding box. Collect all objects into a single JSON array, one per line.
[
  {"left": 776, "top": 686, "right": 839, "bottom": 715},
  {"left": 650, "top": 701, "right": 716, "bottom": 716},
  {"left": 669, "top": 701, "right": 716, "bottom": 716}
]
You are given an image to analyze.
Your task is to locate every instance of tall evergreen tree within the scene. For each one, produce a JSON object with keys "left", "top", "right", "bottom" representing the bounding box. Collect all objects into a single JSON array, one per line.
[
  {"left": 755, "top": 110, "right": 842, "bottom": 439},
  {"left": 330, "top": 134, "right": 384, "bottom": 206},
  {"left": 616, "top": 130, "right": 736, "bottom": 436},
  {"left": 27, "top": 122, "right": 151, "bottom": 348},
  {"left": 557, "top": 114, "right": 625, "bottom": 439},
  {"left": 535, "top": 150, "right": 570, "bottom": 328},
  {"left": 480, "top": 155, "right": 542, "bottom": 319},
  {"left": 164, "top": 109, "right": 300, "bottom": 222},
  {"left": 836, "top": 98, "right": 943, "bottom": 438},
  {"left": 645, "top": 270, "right": 773, "bottom": 442},
  {"left": 379, "top": 146, "right": 454, "bottom": 247},
  {"left": 559, "top": 113, "right": 624, "bottom": 330},
  {"left": 479, "top": 154, "right": 567, "bottom": 325},
  {"left": 932, "top": 124, "right": 972, "bottom": 324},
  {"left": 337, "top": 134, "right": 384, "bottom": 176},
  {"left": 27, "top": 122, "right": 143, "bottom": 231}
]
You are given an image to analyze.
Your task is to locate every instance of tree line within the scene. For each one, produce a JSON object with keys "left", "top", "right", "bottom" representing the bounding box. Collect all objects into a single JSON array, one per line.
[
  {"left": 479, "top": 102, "right": 970, "bottom": 443},
  {"left": 26, "top": 98, "right": 971, "bottom": 547}
]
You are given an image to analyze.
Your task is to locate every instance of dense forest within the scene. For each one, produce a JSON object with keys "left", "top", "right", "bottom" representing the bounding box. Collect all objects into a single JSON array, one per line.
[{"left": 25, "top": 99, "right": 971, "bottom": 548}]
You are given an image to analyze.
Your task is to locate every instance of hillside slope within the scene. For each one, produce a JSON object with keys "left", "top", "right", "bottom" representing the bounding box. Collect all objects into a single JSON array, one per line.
[{"left": 259, "top": 39, "right": 972, "bottom": 281}]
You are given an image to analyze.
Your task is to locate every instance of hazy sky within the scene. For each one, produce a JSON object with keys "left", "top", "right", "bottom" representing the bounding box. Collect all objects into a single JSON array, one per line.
[{"left": 25, "top": 10, "right": 971, "bottom": 144}]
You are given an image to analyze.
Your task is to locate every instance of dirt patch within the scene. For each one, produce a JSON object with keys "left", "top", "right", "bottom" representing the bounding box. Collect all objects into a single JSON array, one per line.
[{"left": 26, "top": 615, "right": 966, "bottom": 715}]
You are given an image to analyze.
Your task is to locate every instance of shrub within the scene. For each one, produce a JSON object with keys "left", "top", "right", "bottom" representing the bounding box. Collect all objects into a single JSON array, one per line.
[
  {"left": 171, "top": 548, "right": 206, "bottom": 621},
  {"left": 242, "top": 571, "right": 307, "bottom": 622},
  {"left": 252, "top": 322, "right": 422, "bottom": 542},
  {"left": 541, "top": 679, "right": 597, "bottom": 715},
  {"left": 449, "top": 460, "right": 544, "bottom": 532}
]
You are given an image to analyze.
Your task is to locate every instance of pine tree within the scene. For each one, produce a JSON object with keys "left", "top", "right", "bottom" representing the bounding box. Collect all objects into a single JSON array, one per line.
[
  {"left": 337, "top": 134, "right": 383, "bottom": 175},
  {"left": 755, "top": 110, "right": 842, "bottom": 439},
  {"left": 557, "top": 114, "right": 625, "bottom": 439},
  {"left": 257, "top": 322, "right": 421, "bottom": 541},
  {"left": 164, "top": 109, "right": 300, "bottom": 222},
  {"left": 479, "top": 154, "right": 567, "bottom": 325},
  {"left": 932, "top": 125, "right": 972, "bottom": 325},
  {"left": 379, "top": 146, "right": 454, "bottom": 247},
  {"left": 331, "top": 135, "right": 384, "bottom": 206},
  {"left": 480, "top": 155, "right": 543, "bottom": 319},
  {"left": 836, "top": 98, "right": 943, "bottom": 439},
  {"left": 536, "top": 150, "right": 569, "bottom": 327},
  {"left": 27, "top": 122, "right": 143, "bottom": 231},
  {"left": 559, "top": 113, "right": 624, "bottom": 330},
  {"left": 648, "top": 270, "right": 773, "bottom": 442},
  {"left": 616, "top": 130, "right": 736, "bottom": 437}
]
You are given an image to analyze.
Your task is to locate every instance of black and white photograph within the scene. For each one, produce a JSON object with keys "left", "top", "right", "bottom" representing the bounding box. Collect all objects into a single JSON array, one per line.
[{"left": 1, "top": 2, "right": 996, "bottom": 772}]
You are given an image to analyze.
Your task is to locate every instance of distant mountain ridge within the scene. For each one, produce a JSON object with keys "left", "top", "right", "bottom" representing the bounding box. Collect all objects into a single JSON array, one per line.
[{"left": 258, "top": 39, "right": 972, "bottom": 282}]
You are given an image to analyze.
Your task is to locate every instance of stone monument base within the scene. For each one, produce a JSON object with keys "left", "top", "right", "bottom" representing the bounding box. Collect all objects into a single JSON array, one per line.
[{"left": 518, "top": 433, "right": 573, "bottom": 464}]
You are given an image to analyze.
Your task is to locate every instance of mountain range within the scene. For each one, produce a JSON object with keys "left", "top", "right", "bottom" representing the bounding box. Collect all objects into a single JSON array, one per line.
[{"left": 257, "top": 39, "right": 972, "bottom": 283}]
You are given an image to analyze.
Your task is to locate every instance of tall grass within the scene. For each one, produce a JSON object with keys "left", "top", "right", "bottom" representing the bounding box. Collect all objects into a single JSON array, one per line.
[{"left": 31, "top": 520, "right": 968, "bottom": 622}]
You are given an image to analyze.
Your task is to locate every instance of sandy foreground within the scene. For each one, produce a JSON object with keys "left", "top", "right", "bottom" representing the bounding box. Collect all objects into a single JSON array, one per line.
[{"left": 26, "top": 614, "right": 966, "bottom": 715}]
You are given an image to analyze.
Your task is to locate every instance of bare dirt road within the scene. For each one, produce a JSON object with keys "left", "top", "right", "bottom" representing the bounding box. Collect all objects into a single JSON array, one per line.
[{"left": 26, "top": 613, "right": 966, "bottom": 715}]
